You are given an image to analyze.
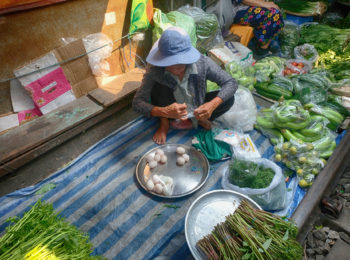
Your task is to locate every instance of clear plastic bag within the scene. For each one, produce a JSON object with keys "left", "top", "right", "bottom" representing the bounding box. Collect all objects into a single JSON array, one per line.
[
  {"left": 285, "top": 59, "right": 312, "bottom": 75},
  {"left": 152, "top": 9, "right": 197, "bottom": 47},
  {"left": 213, "top": 129, "right": 261, "bottom": 160},
  {"left": 212, "top": 87, "right": 257, "bottom": 132},
  {"left": 279, "top": 21, "right": 300, "bottom": 59},
  {"left": 225, "top": 60, "right": 255, "bottom": 90},
  {"left": 221, "top": 157, "right": 287, "bottom": 211},
  {"left": 82, "top": 33, "right": 113, "bottom": 77},
  {"left": 177, "top": 5, "right": 224, "bottom": 53},
  {"left": 205, "top": 0, "right": 235, "bottom": 32},
  {"left": 294, "top": 44, "right": 319, "bottom": 64}
]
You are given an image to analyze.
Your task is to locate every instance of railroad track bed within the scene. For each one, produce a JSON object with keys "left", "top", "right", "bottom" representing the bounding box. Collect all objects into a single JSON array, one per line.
[{"left": 301, "top": 164, "right": 350, "bottom": 259}]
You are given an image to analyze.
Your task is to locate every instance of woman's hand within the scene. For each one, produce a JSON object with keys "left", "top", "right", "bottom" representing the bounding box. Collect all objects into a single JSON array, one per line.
[
  {"left": 194, "top": 97, "right": 223, "bottom": 120},
  {"left": 163, "top": 103, "right": 188, "bottom": 119}
]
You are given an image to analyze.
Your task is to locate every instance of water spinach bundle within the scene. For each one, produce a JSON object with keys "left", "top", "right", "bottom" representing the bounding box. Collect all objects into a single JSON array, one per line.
[
  {"left": 196, "top": 200, "right": 303, "bottom": 260},
  {"left": 0, "top": 200, "right": 104, "bottom": 260}
]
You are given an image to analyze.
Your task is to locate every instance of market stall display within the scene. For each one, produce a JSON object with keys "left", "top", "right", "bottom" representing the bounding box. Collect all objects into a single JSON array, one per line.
[
  {"left": 189, "top": 197, "right": 302, "bottom": 260},
  {"left": 184, "top": 190, "right": 261, "bottom": 260}
]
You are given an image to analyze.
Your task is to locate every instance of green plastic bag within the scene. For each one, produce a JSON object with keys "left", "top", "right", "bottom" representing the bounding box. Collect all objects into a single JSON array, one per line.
[
  {"left": 129, "top": 0, "right": 154, "bottom": 34},
  {"left": 152, "top": 9, "right": 197, "bottom": 47}
]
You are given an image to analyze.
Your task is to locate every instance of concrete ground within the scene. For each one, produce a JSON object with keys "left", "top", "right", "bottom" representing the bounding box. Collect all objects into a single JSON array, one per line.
[{"left": 0, "top": 104, "right": 139, "bottom": 197}]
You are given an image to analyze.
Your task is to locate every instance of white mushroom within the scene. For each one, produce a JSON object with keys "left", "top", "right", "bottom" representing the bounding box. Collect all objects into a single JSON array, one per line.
[
  {"left": 176, "top": 146, "right": 186, "bottom": 155},
  {"left": 177, "top": 156, "right": 185, "bottom": 166},
  {"left": 182, "top": 153, "right": 190, "bottom": 163},
  {"left": 146, "top": 180, "right": 154, "bottom": 191},
  {"left": 154, "top": 183, "right": 163, "bottom": 194},
  {"left": 149, "top": 160, "right": 157, "bottom": 169},
  {"left": 159, "top": 155, "right": 167, "bottom": 164}
]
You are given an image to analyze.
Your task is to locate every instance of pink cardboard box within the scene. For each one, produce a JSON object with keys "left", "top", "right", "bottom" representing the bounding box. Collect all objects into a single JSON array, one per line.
[{"left": 24, "top": 67, "right": 72, "bottom": 109}]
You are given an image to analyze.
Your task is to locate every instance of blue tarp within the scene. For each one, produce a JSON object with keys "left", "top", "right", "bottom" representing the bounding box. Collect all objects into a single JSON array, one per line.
[{"left": 0, "top": 115, "right": 346, "bottom": 259}]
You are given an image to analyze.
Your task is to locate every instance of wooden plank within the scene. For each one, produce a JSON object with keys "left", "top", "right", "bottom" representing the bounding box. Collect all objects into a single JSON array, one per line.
[
  {"left": 0, "top": 94, "right": 134, "bottom": 177},
  {"left": 293, "top": 130, "right": 350, "bottom": 242},
  {"left": 0, "top": 96, "right": 102, "bottom": 164},
  {"left": 0, "top": 82, "right": 13, "bottom": 117},
  {"left": 89, "top": 68, "right": 145, "bottom": 107}
]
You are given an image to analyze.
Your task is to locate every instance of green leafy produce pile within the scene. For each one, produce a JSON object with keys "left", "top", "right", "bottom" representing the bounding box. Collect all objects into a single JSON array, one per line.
[
  {"left": 277, "top": 0, "right": 326, "bottom": 15},
  {"left": 299, "top": 23, "right": 350, "bottom": 75},
  {"left": 0, "top": 200, "right": 104, "bottom": 260},
  {"left": 196, "top": 200, "right": 303, "bottom": 260},
  {"left": 229, "top": 159, "right": 275, "bottom": 189},
  {"left": 279, "top": 21, "right": 300, "bottom": 58}
]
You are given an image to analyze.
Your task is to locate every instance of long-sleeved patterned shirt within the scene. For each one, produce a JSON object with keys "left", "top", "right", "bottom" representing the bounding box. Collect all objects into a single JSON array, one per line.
[{"left": 132, "top": 55, "right": 238, "bottom": 117}]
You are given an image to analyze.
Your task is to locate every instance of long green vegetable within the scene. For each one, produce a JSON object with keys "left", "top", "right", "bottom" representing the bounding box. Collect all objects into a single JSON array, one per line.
[
  {"left": 0, "top": 200, "right": 104, "bottom": 260},
  {"left": 276, "top": 0, "right": 326, "bottom": 15},
  {"left": 196, "top": 200, "right": 303, "bottom": 260},
  {"left": 299, "top": 23, "right": 350, "bottom": 76}
]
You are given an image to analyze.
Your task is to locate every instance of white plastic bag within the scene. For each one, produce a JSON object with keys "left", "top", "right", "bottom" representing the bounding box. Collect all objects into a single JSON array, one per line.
[
  {"left": 221, "top": 158, "right": 287, "bottom": 211},
  {"left": 225, "top": 41, "right": 254, "bottom": 68},
  {"left": 214, "top": 129, "right": 261, "bottom": 160},
  {"left": 213, "top": 87, "right": 257, "bottom": 132},
  {"left": 82, "top": 33, "right": 113, "bottom": 77}
]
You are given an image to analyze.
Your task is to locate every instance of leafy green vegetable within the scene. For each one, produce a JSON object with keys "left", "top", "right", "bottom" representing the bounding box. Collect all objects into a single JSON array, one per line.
[
  {"left": 196, "top": 200, "right": 303, "bottom": 260},
  {"left": 280, "top": 21, "right": 300, "bottom": 58},
  {"left": 229, "top": 159, "right": 275, "bottom": 189},
  {"left": 0, "top": 200, "right": 104, "bottom": 260},
  {"left": 277, "top": 0, "right": 327, "bottom": 15}
]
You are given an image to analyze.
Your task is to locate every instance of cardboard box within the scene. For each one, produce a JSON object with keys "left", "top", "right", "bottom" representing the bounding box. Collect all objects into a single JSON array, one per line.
[{"left": 13, "top": 39, "right": 98, "bottom": 114}]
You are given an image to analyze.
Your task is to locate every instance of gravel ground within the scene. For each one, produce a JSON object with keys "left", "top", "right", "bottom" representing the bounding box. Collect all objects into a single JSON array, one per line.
[{"left": 304, "top": 165, "right": 350, "bottom": 259}]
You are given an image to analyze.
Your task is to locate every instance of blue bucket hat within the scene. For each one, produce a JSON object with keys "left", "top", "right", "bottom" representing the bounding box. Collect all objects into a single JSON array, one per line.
[{"left": 146, "top": 27, "right": 200, "bottom": 67}]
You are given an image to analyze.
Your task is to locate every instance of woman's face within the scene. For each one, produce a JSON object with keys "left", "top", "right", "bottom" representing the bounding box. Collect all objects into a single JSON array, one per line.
[{"left": 165, "top": 64, "right": 186, "bottom": 77}]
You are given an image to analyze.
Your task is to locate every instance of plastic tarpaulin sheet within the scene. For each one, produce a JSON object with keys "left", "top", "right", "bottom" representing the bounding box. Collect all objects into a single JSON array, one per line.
[{"left": 0, "top": 115, "right": 346, "bottom": 259}]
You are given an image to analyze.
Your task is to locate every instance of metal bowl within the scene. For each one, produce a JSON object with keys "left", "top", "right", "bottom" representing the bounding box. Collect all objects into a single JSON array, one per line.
[
  {"left": 135, "top": 144, "right": 209, "bottom": 198},
  {"left": 185, "top": 189, "right": 262, "bottom": 260}
]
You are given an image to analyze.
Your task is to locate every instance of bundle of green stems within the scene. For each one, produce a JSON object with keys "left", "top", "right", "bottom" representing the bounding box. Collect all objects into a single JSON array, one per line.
[
  {"left": 196, "top": 200, "right": 303, "bottom": 260},
  {"left": 0, "top": 200, "right": 104, "bottom": 260}
]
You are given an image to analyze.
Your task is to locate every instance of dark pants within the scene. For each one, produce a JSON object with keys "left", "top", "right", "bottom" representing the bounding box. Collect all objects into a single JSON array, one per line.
[{"left": 151, "top": 83, "right": 234, "bottom": 121}]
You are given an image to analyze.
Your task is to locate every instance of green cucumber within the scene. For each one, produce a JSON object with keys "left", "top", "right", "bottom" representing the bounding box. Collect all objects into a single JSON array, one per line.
[
  {"left": 255, "top": 88, "right": 281, "bottom": 100},
  {"left": 322, "top": 101, "right": 350, "bottom": 117},
  {"left": 255, "top": 82, "right": 293, "bottom": 99}
]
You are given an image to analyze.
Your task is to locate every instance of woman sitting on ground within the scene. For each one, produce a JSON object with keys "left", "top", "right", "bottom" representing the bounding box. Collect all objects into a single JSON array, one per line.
[
  {"left": 232, "top": 0, "right": 284, "bottom": 56},
  {"left": 132, "top": 27, "right": 237, "bottom": 145}
]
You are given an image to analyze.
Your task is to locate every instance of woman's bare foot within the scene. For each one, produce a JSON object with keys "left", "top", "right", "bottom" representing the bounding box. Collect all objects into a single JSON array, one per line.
[
  {"left": 198, "top": 119, "right": 212, "bottom": 130},
  {"left": 153, "top": 117, "right": 169, "bottom": 145}
]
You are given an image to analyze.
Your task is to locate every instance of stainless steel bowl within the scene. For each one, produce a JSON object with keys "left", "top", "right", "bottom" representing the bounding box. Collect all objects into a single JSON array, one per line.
[{"left": 135, "top": 144, "right": 209, "bottom": 198}]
